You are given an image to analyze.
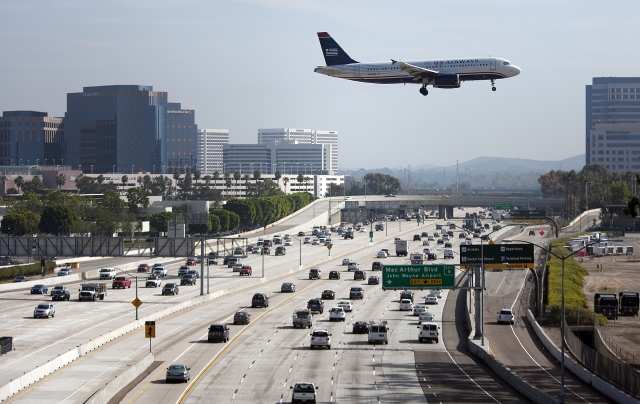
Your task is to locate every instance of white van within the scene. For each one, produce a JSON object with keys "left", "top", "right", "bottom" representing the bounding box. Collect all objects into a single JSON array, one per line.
[
  {"left": 368, "top": 321, "right": 389, "bottom": 345},
  {"left": 310, "top": 329, "right": 331, "bottom": 349},
  {"left": 417, "top": 322, "right": 439, "bottom": 343}
]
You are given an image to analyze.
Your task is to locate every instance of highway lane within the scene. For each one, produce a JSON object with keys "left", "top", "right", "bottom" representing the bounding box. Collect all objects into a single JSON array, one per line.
[
  {"left": 8, "top": 217, "right": 426, "bottom": 402},
  {"left": 482, "top": 227, "right": 610, "bottom": 403}
]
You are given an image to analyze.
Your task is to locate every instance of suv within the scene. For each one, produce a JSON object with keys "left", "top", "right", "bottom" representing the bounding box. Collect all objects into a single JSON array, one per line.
[
  {"left": 292, "top": 309, "right": 313, "bottom": 328},
  {"left": 353, "top": 270, "right": 366, "bottom": 281},
  {"left": 368, "top": 276, "right": 380, "bottom": 285},
  {"left": 137, "top": 263, "right": 150, "bottom": 273},
  {"left": 275, "top": 246, "right": 286, "bottom": 256},
  {"left": 180, "top": 274, "right": 197, "bottom": 286},
  {"left": 281, "top": 282, "right": 296, "bottom": 293},
  {"left": 418, "top": 322, "right": 440, "bottom": 343},
  {"left": 321, "top": 290, "right": 335, "bottom": 300},
  {"left": 31, "top": 284, "right": 48, "bottom": 295},
  {"left": 146, "top": 275, "right": 162, "bottom": 288},
  {"left": 328, "top": 270, "right": 340, "bottom": 280},
  {"left": 307, "top": 298, "right": 324, "bottom": 314},
  {"left": 239, "top": 266, "right": 252, "bottom": 276},
  {"left": 349, "top": 286, "right": 364, "bottom": 300},
  {"left": 400, "top": 290, "right": 414, "bottom": 302},
  {"left": 208, "top": 324, "right": 230, "bottom": 342},
  {"left": 234, "top": 311, "right": 251, "bottom": 325},
  {"left": 153, "top": 266, "right": 167, "bottom": 278},
  {"left": 310, "top": 329, "right": 331, "bottom": 349},
  {"left": 329, "top": 307, "right": 346, "bottom": 321},
  {"left": 252, "top": 293, "right": 269, "bottom": 308},
  {"left": 308, "top": 268, "right": 321, "bottom": 280},
  {"left": 347, "top": 262, "right": 360, "bottom": 271},
  {"left": 371, "top": 261, "right": 383, "bottom": 271},
  {"left": 497, "top": 308, "right": 515, "bottom": 324},
  {"left": 368, "top": 321, "right": 389, "bottom": 344},
  {"left": 178, "top": 266, "right": 190, "bottom": 277},
  {"left": 51, "top": 286, "right": 70, "bottom": 301},
  {"left": 162, "top": 283, "right": 179, "bottom": 295},
  {"left": 290, "top": 382, "right": 318, "bottom": 404},
  {"left": 99, "top": 267, "right": 117, "bottom": 280}
]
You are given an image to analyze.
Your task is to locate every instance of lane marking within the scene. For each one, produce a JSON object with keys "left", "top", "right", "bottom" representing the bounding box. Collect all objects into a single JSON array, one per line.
[{"left": 444, "top": 348, "right": 500, "bottom": 403}]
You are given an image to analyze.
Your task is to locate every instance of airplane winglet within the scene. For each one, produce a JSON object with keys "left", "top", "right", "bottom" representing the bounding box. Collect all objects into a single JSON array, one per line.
[{"left": 391, "top": 59, "right": 397, "bottom": 64}]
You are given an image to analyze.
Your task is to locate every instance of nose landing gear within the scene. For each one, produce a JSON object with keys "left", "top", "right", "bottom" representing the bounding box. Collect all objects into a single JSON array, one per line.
[
  {"left": 491, "top": 79, "right": 496, "bottom": 92},
  {"left": 419, "top": 85, "right": 428, "bottom": 96}
]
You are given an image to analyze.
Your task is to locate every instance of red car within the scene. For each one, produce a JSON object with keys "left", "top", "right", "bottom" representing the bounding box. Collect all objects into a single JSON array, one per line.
[
  {"left": 112, "top": 276, "right": 132, "bottom": 289},
  {"left": 137, "top": 263, "right": 149, "bottom": 273},
  {"left": 239, "top": 266, "right": 252, "bottom": 276}
]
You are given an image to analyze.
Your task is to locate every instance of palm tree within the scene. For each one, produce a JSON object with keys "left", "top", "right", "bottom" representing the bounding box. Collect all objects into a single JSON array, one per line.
[
  {"left": 121, "top": 175, "right": 128, "bottom": 191},
  {"left": 56, "top": 174, "right": 66, "bottom": 190}
]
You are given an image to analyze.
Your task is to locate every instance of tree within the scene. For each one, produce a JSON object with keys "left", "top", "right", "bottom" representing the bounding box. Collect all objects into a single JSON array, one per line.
[
  {"left": 296, "top": 174, "right": 305, "bottom": 185},
  {"left": 274, "top": 170, "right": 281, "bottom": 182},
  {"left": 0, "top": 209, "right": 39, "bottom": 235},
  {"left": 253, "top": 170, "right": 261, "bottom": 181},
  {"left": 126, "top": 187, "right": 150, "bottom": 213},
  {"left": 121, "top": 175, "right": 128, "bottom": 191},
  {"left": 22, "top": 177, "right": 44, "bottom": 194},
  {"left": 39, "top": 205, "right": 77, "bottom": 235},
  {"left": 96, "top": 174, "right": 105, "bottom": 184},
  {"left": 56, "top": 174, "right": 66, "bottom": 190},
  {"left": 150, "top": 212, "right": 173, "bottom": 233},
  {"left": 209, "top": 214, "right": 221, "bottom": 233},
  {"left": 14, "top": 176, "right": 24, "bottom": 193},
  {"left": 224, "top": 199, "right": 256, "bottom": 228}
]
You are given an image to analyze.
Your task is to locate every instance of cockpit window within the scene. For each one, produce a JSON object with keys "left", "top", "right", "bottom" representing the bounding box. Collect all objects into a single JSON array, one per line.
[{"left": 503, "top": 61, "right": 510, "bottom": 66}]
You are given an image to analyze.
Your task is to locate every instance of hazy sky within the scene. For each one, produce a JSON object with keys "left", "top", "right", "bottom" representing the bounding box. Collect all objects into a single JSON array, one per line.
[{"left": 1, "top": 0, "right": 639, "bottom": 169}]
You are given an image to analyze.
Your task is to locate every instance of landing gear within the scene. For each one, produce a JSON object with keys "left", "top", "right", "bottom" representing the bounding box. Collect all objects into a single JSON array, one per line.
[
  {"left": 491, "top": 79, "right": 496, "bottom": 92},
  {"left": 419, "top": 85, "right": 428, "bottom": 96}
]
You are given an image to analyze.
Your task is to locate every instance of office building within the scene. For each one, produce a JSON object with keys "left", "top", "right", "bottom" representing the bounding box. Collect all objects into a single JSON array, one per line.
[
  {"left": 223, "top": 143, "right": 330, "bottom": 175},
  {"left": 65, "top": 85, "right": 169, "bottom": 173},
  {"left": 258, "top": 128, "right": 338, "bottom": 174},
  {"left": 0, "top": 111, "right": 64, "bottom": 166},
  {"left": 588, "top": 123, "right": 640, "bottom": 172},
  {"left": 197, "top": 129, "right": 229, "bottom": 174},
  {"left": 586, "top": 77, "right": 640, "bottom": 166},
  {"left": 166, "top": 103, "right": 198, "bottom": 173}
]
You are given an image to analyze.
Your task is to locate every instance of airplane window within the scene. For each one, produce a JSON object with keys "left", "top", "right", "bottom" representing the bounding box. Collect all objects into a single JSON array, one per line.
[{"left": 503, "top": 61, "right": 510, "bottom": 65}]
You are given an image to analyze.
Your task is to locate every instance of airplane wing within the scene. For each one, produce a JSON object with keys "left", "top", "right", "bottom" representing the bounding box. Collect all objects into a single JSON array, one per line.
[{"left": 391, "top": 60, "right": 438, "bottom": 81}]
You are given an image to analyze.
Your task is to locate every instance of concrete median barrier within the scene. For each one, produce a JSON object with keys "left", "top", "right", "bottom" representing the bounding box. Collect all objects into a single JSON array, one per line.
[{"left": 84, "top": 353, "right": 154, "bottom": 404}]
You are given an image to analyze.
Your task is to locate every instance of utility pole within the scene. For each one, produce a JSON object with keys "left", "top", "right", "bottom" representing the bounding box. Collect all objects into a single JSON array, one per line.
[{"left": 200, "top": 234, "right": 205, "bottom": 296}]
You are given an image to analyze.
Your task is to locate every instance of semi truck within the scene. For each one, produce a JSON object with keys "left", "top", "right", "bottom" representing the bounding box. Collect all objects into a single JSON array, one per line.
[
  {"left": 594, "top": 292, "right": 618, "bottom": 320},
  {"left": 79, "top": 283, "right": 107, "bottom": 301},
  {"left": 619, "top": 292, "right": 639, "bottom": 316},
  {"left": 395, "top": 239, "right": 408, "bottom": 257}
]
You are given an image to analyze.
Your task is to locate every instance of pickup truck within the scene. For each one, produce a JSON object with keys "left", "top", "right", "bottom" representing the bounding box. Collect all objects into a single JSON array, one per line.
[
  {"left": 112, "top": 276, "right": 132, "bottom": 289},
  {"left": 51, "top": 286, "right": 71, "bottom": 301},
  {"left": 99, "top": 268, "right": 117, "bottom": 280},
  {"left": 79, "top": 283, "right": 107, "bottom": 301}
]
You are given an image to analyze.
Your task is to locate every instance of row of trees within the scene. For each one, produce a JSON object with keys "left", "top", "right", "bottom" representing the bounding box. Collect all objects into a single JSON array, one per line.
[
  {"left": 347, "top": 173, "right": 401, "bottom": 196},
  {"left": 538, "top": 166, "right": 638, "bottom": 216}
]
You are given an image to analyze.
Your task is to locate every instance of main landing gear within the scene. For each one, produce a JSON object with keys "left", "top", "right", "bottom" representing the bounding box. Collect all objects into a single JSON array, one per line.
[
  {"left": 419, "top": 85, "right": 428, "bottom": 96},
  {"left": 491, "top": 79, "right": 496, "bottom": 92}
]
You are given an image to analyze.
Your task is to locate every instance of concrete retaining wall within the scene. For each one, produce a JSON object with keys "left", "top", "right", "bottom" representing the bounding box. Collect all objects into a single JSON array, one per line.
[
  {"left": 526, "top": 310, "right": 639, "bottom": 403},
  {"left": 562, "top": 208, "right": 601, "bottom": 231},
  {"left": 85, "top": 353, "right": 154, "bottom": 404}
]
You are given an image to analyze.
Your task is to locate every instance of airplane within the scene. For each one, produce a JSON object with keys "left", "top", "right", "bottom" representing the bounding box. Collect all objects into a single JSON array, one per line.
[{"left": 314, "top": 32, "right": 521, "bottom": 96}]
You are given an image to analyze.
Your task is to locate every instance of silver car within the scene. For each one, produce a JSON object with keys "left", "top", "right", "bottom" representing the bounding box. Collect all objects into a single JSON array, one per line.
[{"left": 33, "top": 303, "right": 55, "bottom": 319}]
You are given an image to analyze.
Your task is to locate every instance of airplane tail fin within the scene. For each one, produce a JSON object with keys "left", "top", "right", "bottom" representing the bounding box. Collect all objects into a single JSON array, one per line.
[{"left": 317, "top": 32, "right": 358, "bottom": 66}]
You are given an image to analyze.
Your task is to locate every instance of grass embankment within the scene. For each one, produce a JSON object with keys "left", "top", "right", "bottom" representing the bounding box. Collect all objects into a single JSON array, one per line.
[
  {"left": 546, "top": 239, "right": 606, "bottom": 325},
  {"left": 0, "top": 261, "right": 56, "bottom": 283}
]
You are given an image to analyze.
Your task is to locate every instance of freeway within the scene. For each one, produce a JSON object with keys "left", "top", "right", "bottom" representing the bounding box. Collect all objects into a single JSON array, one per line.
[{"left": 481, "top": 226, "right": 610, "bottom": 403}]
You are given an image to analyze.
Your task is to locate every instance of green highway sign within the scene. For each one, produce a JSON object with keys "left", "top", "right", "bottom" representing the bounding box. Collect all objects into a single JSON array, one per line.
[
  {"left": 382, "top": 264, "right": 455, "bottom": 290},
  {"left": 495, "top": 202, "right": 512, "bottom": 210},
  {"left": 459, "top": 244, "right": 534, "bottom": 269}
]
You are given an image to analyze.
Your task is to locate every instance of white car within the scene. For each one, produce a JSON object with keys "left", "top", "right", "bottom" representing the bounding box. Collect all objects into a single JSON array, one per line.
[
  {"left": 413, "top": 304, "right": 427, "bottom": 316},
  {"left": 497, "top": 308, "right": 515, "bottom": 324},
  {"left": 57, "top": 267, "right": 71, "bottom": 276},
  {"left": 303, "top": 237, "right": 311, "bottom": 244},
  {"left": 153, "top": 266, "right": 168, "bottom": 278},
  {"left": 425, "top": 295, "right": 438, "bottom": 305},
  {"left": 419, "top": 311, "right": 435, "bottom": 323},
  {"left": 342, "top": 258, "right": 351, "bottom": 266},
  {"left": 399, "top": 299, "right": 414, "bottom": 311},
  {"left": 337, "top": 301, "right": 353, "bottom": 312},
  {"left": 443, "top": 249, "right": 454, "bottom": 259},
  {"left": 291, "top": 383, "right": 318, "bottom": 403},
  {"left": 376, "top": 250, "right": 389, "bottom": 258},
  {"left": 329, "top": 307, "right": 346, "bottom": 322},
  {"left": 430, "top": 289, "right": 443, "bottom": 299},
  {"left": 284, "top": 240, "right": 292, "bottom": 246},
  {"left": 99, "top": 267, "right": 117, "bottom": 280},
  {"left": 146, "top": 277, "right": 162, "bottom": 288},
  {"left": 310, "top": 329, "right": 331, "bottom": 349},
  {"left": 417, "top": 322, "right": 440, "bottom": 343},
  {"left": 33, "top": 303, "right": 55, "bottom": 319}
]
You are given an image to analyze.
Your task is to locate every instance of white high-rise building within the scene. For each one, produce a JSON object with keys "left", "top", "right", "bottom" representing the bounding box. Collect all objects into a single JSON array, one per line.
[
  {"left": 197, "top": 129, "right": 229, "bottom": 174},
  {"left": 257, "top": 128, "right": 338, "bottom": 174}
]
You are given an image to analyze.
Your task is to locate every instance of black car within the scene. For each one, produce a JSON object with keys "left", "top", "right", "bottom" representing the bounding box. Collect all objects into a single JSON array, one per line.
[
  {"left": 350, "top": 287, "right": 364, "bottom": 300},
  {"left": 51, "top": 286, "right": 70, "bottom": 301},
  {"left": 328, "top": 270, "right": 341, "bottom": 280},
  {"left": 166, "top": 364, "right": 191, "bottom": 383},
  {"left": 368, "top": 276, "right": 380, "bottom": 285},
  {"left": 275, "top": 246, "right": 286, "bottom": 256},
  {"left": 354, "top": 270, "right": 366, "bottom": 281},
  {"left": 307, "top": 298, "right": 324, "bottom": 314},
  {"left": 252, "top": 293, "right": 269, "bottom": 308},
  {"left": 162, "top": 283, "right": 179, "bottom": 296},
  {"left": 321, "top": 290, "right": 335, "bottom": 300},
  {"left": 352, "top": 321, "right": 369, "bottom": 334},
  {"left": 233, "top": 311, "right": 251, "bottom": 325},
  {"left": 421, "top": 232, "right": 429, "bottom": 238},
  {"left": 180, "top": 274, "right": 197, "bottom": 286},
  {"left": 297, "top": 231, "right": 306, "bottom": 236},
  {"left": 308, "top": 268, "right": 321, "bottom": 280},
  {"left": 343, "top": 232, "right": 354, "bottom": 240},
  {"left": 261, "top": 247, "right": 271, "bottom": 255},
  {"left": 208, "top": 324, "right": 230, "bottom": 342},
  {"left": 528, "top": 230, "right": 535, "bottom": 236},
  {"left": 400, "top": 290, "right": 414, "bottom": 302},
  {"left": 14, "top": 275, "right": 27, "bottom": 283},
  {"left": 413, "top": 234, "right": 421, "bottom": 241},
  {"left": 281, "top": 282, "right": 296, "bottom": 293},
  {"left": 371, "top": 261, "right": 383, "bottom": 271},
  {"left": 31, "top": 284, "right": 48, "bottom": 295}
]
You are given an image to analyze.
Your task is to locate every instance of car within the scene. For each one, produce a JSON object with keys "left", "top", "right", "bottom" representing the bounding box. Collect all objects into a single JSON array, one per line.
[
  {"left": 284, "top": 240, "right": 292, "bottom": 246},
  {"left": 153, "top": 266, "right": 167, "bottom": 278},
  {"left": 353, "top": 270, "right": 366, "bottom": 281},
  {"left": 146, "top": 276, "right": 162, "bottom": 288},
  {"left": 281, "top": 282, "right": 296, "bottom": 293},
  {"left": 399, "top": 299, "right": 413, "bottom": 311},
  {"left": 413, "top": 234, "right": 421, "bottom": 241},
  {"left": 308, "top": 268, "right": 321, "bottom": 280},
  {"left": 112, "top": 276, "right": 132, "bottom": 289},
  {"left": 425, "top": 295, "right": 438, "bottom": 305},
  {"left": 292, "top": 309, "right": 313, "bottom": 328},
  {"left": 376, "top": 250, "right": 388, "bottom": 259},
  {"left": 137, "top": 263, "right": 150, "bottom": 273},
  {"left": 329, "top": 307, "right": 346, "bottom": 321},
  {"left": 444, "top": 242, "right": 453, "bottom": 249},
  {"left": 165, "top": 364, "right": 191, "bottom": 383},
  {"left": 444, "top": 249, "right": 454, "bottom": 259},
  {"left": 413, "top": 303, "right": 427, "bottom": 316},
  {"left": 310, "top": 329, "right": 331, "bottom": 349},
  {"left": 152, "top": 263, "right": 164, "bottom": 269},
  {"left": 342, "top": 258, "right": 351, "bottom": 266},
  {"left": 208, "top": 324, "right": 230, "bottom": 342},
  {"left": 232, "top": 263, "right": 243, "bottom": 272},
  {"left": 303, "top": 236, "right": 311, "bottom": 244},
  {"left": 347, "top": 262, "right": 360, "bottom": 271},
  {"left": 252, "top": 293, "right": 269, "bottom": 308},
  {"left": 99, "top": 267, "right": 117, "bottom": 280},
  {"left": 368, "top": 276, "right": 380, "bottom": 285},
  {"left": 290, "top": 382, "right": 319, "bottom": 404},
  {"left": 57, "top": 267, "right": 71, "bottom": 276},
  {"left": 307, "top": 298, "right": 324, "bottom": 314},
  {"left": 186, "top": 257, "right": 196, "bottom": 266},
  {"left": 297, "top": 231, "right": 306, "bottom": 237},
  {"left": 180, "top": 274, "right": 197, "bottom": 286},
  {"left": 275, "top": 246, "right": 286, "bottom": 256},
  {"left": 14, "top": 275, "right": 27, "bottom": 282},
  {"left": 400, "top": 290, "right": 414, "bottom": 302},
  {"left": 371, "top": 261, "right": 383, "bottom": 271},
  {"left": 234, "top": 311, "right": 251, "bottom": 325},
  {"left": 368, "top": 321, "right": 389, "bottom": 344},
  {"left": 418, "top": 322, "right": 440, "bottom": 343},
  {"left": 321, "top": 289, "right": 336, "bottom": 300},
  {"left": 352, "top": 321, "right": 369, "bottom": 334},
  {"left": 33, "top": 303, "right": 55, "bottom": 318},
  {"left": 239, "top": 266, "right": 252, "bottom": 276},
  {"left": 337, "top": 301, "right": 353, "bottom": 312},
  {"left": 350, "top": 286, "right": 364, "bottom": 300},
  {"left": 178, "top": 266, "right": 190, "bottom": 277},
  {"left": 430, "top": 289, "right": 443, "bottom": 299},
  {"left": 497, "top": 308, "right": 515, "bottom": 324},
  {"left": 328, "top": 270, "right": 340, "bottom": 280},
  {"left": 162, "top": 283, "right": 179, "bottom": 296},
  {"left": 31, "top": 284, "right": 48, "bottom": 295},
  {"left": 528, "top": 230, "right": 535, "bottom": 236},
  {"left": 51, "top": 286, "right": 70, "bottom": 301},
  {"left": 419, "top": 311, "right": 435, "bottom": 323},
  {"left": 436, "top": 239, "right": 444, "bottom": 245}
]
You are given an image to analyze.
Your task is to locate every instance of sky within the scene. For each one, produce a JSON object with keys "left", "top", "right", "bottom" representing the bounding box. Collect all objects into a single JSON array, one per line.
[{"left": 1, "top": 0, "right": 639, "bottom": 169}]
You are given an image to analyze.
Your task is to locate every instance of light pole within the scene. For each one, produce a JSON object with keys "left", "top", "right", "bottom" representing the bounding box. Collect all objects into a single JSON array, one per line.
[
  {"left": 299, "top": 237, "right": 302, "bottom": 269},
  {"left": 503, "top": 238, "right": 598, "bottom": 404},
  {"left": 135, "top": 275, "right": 139, "bottom": 320}
]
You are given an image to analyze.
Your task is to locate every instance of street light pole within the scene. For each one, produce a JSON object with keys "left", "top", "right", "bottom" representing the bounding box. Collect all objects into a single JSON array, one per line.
[{"left": 299, "top": 238, "right": 302, "bottom": 269}]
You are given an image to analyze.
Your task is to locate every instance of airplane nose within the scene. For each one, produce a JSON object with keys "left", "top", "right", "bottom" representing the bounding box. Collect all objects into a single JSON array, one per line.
[{"left": 510, "top": 65, "right": 521, "bottom": 76}]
